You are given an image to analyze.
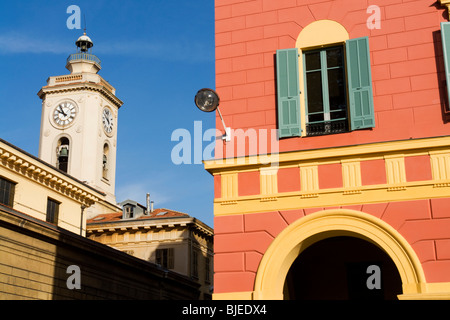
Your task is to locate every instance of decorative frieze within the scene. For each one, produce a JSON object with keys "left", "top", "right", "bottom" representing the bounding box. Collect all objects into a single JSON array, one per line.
[
  {"left": 0, "top": 143, "right": 99, "bottom": 207},
  {"left": 208, "top": 137, "right": 450, "bottom": 216}
]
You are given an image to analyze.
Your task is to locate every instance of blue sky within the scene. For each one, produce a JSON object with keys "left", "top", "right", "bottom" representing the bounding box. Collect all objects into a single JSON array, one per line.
[{"left": 0, "top": 1, "right": 216, "bottom": 227}]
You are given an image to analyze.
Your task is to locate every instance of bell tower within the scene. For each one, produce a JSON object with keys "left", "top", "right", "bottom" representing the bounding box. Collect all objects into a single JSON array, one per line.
[{"left": 37, "top": 32, "right": 123, "bottom": 211}]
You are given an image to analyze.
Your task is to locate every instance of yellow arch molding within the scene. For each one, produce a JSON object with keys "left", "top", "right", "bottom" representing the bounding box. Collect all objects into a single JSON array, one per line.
[
  {"left": 296, "top": 19, "right": 349, "bottom": 50},
  {"left": 253, "top": 209, "right": 427, "bottom": 300}
]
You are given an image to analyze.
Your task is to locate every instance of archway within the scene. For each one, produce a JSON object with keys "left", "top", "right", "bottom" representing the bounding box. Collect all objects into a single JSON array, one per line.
[
  {"left": 283, "top": 236, "right": 402, "bottom": 300},
  {"left": 56, "top": 137, "right": 70, "bottom": 173},
  {"left": 253, "top": 209, "right": 426, "bottom": 300}
]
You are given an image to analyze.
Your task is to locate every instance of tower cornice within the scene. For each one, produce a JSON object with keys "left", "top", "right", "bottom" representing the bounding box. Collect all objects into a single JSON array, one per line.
[{"left": 37, "top": 81, "right": 123, "bottom": 109}]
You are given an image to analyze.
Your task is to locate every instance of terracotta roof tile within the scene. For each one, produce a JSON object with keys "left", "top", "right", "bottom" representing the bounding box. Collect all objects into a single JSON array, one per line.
[{"left": 87, "top": 208, "right": 190, "bottom": 224}]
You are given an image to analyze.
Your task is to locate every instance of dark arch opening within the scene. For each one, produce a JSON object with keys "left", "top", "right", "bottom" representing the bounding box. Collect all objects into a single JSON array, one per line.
[
  {"left": 57, "top": 137, "right": 70, "bottom": 173},
  {"left": 283, "top": 236, "right": 402, "bottom": 300}
]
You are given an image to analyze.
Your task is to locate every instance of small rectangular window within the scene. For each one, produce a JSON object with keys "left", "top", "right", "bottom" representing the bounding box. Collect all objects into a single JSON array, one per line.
[
  {"left": 0, "top": 177, "right": 16, "bottom": 207},
  {"left": 123, "top": 205, "right": 135, "bottom": 219},
  {"left": 46, "top": 198, "right": 60, "bottom": 224}
]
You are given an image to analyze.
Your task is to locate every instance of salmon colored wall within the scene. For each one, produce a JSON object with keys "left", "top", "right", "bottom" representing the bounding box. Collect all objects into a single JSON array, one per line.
[
  {"left": 361, "top": 159, "right": 388, "bottom": 185},
  {"left": 318, "top": 163, "right": 343, "bottom": 189},
  {"left": 405, "top": 155, "right": 433, "bottom": 181},
  {"left": 214, "top": 175, "right": 221, "bottom": 198},
  {"left": 277, "top": 167, "right": 301, "bottom": 192},
  {"left": 214, "top": 0, "right": 450, "bottom": 158},
  {"left": 214, "top": 198, "right": 450, "bottom": 293},
  {"left": 238, "top": 171, "right": 260, "bottom": 196}
]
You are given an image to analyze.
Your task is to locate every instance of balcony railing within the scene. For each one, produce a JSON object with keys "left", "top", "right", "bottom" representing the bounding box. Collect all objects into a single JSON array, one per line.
[
  {"left": 67, "top": 53, "right": 101, "bottom": 67},
  {"left": 306, "top": 119, "right": 349, "bottom": 136}
]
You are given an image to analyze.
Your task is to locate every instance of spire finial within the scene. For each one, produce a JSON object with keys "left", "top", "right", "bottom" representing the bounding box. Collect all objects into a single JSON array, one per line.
[{"left": 83, "top": 13, "right": 87, "bottom": 35}]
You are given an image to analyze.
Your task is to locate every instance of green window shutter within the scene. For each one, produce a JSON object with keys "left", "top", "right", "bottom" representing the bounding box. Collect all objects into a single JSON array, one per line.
[
  {"left": 346, "top": 37, "right": 375, "bottom": 130},
  {"left": 276, "top": 48, "right": 302, "bottom": 138},
  {"left": 441, "top": 22, "right": 450, "bottom": 107}
]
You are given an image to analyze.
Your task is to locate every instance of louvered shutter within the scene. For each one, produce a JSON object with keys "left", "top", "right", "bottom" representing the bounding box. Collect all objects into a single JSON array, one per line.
[
  {"left": 346, "top": 37, "right": 375, "bottom": 130},
  {"left": 441, "top": 22, "right": 450, "bottom": 107},
  {"left": 276, "top": 48, "right": 302, "bottom": 138}
]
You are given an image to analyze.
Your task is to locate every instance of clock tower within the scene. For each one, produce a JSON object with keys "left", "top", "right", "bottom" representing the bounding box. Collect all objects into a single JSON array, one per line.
[{"left": 37, "top": 32, "right": 123, "bottom": 213}]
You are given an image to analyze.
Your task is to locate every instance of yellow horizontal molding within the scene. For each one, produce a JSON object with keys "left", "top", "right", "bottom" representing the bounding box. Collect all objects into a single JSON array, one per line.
[
  {"left": 204, "top": 136, "right": 450, "bottom": 174},
  {"left": 211, "top": 281, "right": 450, "bottom": 300},
  {"left": 213, "top": 291, "right": 253, "bottom": 300},
  {"left": 213, "top": 179, "right": 450, "bottom": 216}
]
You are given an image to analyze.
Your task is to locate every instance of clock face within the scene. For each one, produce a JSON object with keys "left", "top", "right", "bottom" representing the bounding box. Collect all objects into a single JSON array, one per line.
[
  {"left": 53, "top": 102, "right": 77, "bottom": 127},
  {"left": 102, "top": 108, "right": 114, "bottom": 134}
]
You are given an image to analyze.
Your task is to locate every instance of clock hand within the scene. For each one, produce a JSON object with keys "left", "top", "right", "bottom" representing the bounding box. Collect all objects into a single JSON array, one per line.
[{"left": 59, "top": 106, "right": 67, "bottom": 116}]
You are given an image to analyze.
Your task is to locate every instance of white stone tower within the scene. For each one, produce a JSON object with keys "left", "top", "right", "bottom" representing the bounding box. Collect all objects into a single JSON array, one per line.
[{"left": 37, "top": 32, "right": 123, "bottom": 211}]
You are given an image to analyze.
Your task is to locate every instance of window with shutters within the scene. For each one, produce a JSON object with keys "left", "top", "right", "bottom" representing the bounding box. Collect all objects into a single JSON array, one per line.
[
  {"left": 276, "top": 36, "right": 375, "bottom": 138},
  {"left": 156, "top": 248, "right": 174, "bottom": 269},
  {"left": 46, "top": 198, "right": 60, "bottom": 225},
  {"left": 123, "top": 204, "right": 134, "bottom": 219},
  {"left": 0, "top": 176, "right": 16, "bottom": 208}
]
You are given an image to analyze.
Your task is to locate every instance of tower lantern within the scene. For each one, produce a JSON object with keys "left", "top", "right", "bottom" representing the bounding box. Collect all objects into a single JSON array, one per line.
[
  {"left": 75, "top": 31, "right": 93, "bottom": 53},
  {"left": 66, "top": 31, "right": 101, "bottom": 74}
]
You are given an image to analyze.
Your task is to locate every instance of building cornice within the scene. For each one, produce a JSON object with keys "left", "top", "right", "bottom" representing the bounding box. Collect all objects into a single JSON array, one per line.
[
  {"left": 87, "top": 216, "right": 214, "bottom": 238},
  {"left": 0, "top": 139, "right": 102, "bottom": 207}
]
